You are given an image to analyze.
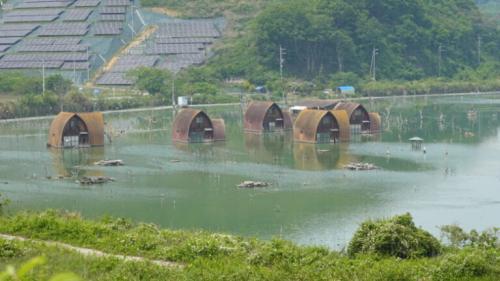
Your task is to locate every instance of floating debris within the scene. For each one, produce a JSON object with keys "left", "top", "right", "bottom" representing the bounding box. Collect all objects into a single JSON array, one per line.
[
  {"left": 94, "top": 160, "right": 124, "bottom": 166},
  {"left": 237, "top": 181, "right": 270, "bottom": 188},
  {"left": 79, "top": 176, "right": 115, "bottom": 185},
  {"left": 170, "top": 159, "right": 181, "bottom": 163},
  {"left": 344, "top": 162, "right": 378, "bottom": 171}
]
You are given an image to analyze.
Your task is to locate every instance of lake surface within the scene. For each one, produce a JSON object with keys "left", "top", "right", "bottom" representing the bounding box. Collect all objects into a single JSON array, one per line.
[{"left": 1, "top": 94, "right": 500, "bottom": 249}]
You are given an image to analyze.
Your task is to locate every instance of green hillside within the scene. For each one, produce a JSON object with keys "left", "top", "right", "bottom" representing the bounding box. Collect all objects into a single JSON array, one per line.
[{"left": 142, "top": 0, "right": 500, "bottom": 83}]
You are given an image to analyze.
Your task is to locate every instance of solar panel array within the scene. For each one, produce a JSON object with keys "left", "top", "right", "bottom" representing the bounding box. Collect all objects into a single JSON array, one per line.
[
  {"left": 93, "top": 22, "right": 122, "bottom": 35},
  {"left": 102, "top": 0, "right": 130, "bottom": 6},
  {"left": 100, "top": 6, "right": 125, "bottom": 14},
  {"left": 73, "top": 0, "right": 100, "bottom": 7},
  {"left": 23, "top": 38, "right": 82, "bottom": 45},
  {"left": 17, "top": 1, "right": 74, "bottom": 9},
  {"left": 0, "top": 46, "right": 11, "bottom": 52},
  {"left": 96, "top": 55, "right": 159, "bottom": 85},
  {"left": 17, "top": 44, "right": 88, "bottom": 52},
  {"left": 1, "top": 53, "right": 89, "bottom": 62},
  {"left": 0, "top": 61, "right": 64, "bottom": 68},
  {"left": 156, "top": 22, "right": 221, "bottom": 38},
  {"left": 62, "top": 9, "right": 94, "bottom": 21},
  {"left": 98, "top": 14, "right": 125, "bottom": 21},
  {"left": 38, "top": 22, "right": 90, "bottom": 36},
  {"left": 145, "top": 43, "right": 205, "bottom": 55},
  {"left": 0, "top": 38, "right": 23, "bottom": 45},
  {"left": 61, "top": 61, "right": 90, "bottom": 69},
  {"left": 0, "top": 25, "right": 39, "bottom": 38},
  {"left": 97, "top": 21, "right": 221, "bottom": 85},
  {"left": 155, "top": 37, "right": 214, "bottom": 44}
]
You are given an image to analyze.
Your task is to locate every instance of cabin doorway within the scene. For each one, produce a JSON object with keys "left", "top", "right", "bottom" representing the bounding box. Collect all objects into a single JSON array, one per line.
[{"left": 62, "top": 116, "right": 90, "bottom": 148}]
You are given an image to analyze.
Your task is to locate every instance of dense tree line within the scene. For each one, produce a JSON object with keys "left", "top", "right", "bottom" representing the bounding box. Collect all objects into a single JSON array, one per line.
[{"left": 250, "top": 0, "right": 500, "bottom": 80}]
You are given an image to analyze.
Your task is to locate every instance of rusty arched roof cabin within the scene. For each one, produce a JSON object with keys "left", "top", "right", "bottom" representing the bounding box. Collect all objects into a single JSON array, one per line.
[
  {"left": 293, "top": 109, "right": 350, "bottom": 143},
  {"left": 333, "top": 102, "right": 371, "bottom": 132},
  {"left": 244, "top": 101, "right": 292, "bottom": 133},
  {"left": 47, "top": 112, "right": 105, "bottom": 148},
  {"left": 172, "top": 108, "right": 225, "bottom": 143}
]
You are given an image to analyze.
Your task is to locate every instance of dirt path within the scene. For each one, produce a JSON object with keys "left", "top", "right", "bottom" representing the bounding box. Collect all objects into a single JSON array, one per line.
[{"left": 0, "top": 234, "right": 183, "bottom": 269}]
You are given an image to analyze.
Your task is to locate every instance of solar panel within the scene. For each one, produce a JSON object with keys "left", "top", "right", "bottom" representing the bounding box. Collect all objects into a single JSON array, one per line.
[
  {"left": 93, "top": 22, "right": 122, "bottom": 35},
  {"left": 17, "top": 44, "right": 88, "bottom": 52},
  {"left": 156, "top": 60, "right": 192, "bottom": 72},
  {"left": 0, "top": 24, "right": 40, "bottom": 31},
  {"left": 73, "top": 0, "right": 100, "bottom": 7},
  {"left": 110, "top": 55, "right": 159, "bottom": 72},
  {"left": 1, "top": 53, "right": 89, "bottom": 62},
  {"left": 100, "top": 6, "right": 126, "bottom": 14},
  {"left": 145, "top": 44, "right": 205, "bottom": 55},
  {"left": 0, "top": 61, "right": 64, "bottom": 69},
  {"left": 3, "top": 15, "right": 60, "bottom": 23},
  {"left": 102, "top": 0, "right": 130, "bottom": 6},
  {"left": 0, "top": 30, "right": 34, "bottom": 37},
  {"left": 23, "top": 0, "right": 65, "bottom": 3},
  {"left": 0, "top": 38, "right": 22, "bottom": 45},
  {"left": 16, "top": 1, "right": 73, "bottom": 9},
  {"left": 38, "top": 28, "right": 88, "bottom": 36},
  {"left": 0, "top": 46, "right": 11, "bottom": 52},
  {"left": 96, "top": 72, "right": 132, "bottom": 85},
  {"left": 62, "top": 8, "right": 93, "bottom": 21},
  {"left": 156, "top": 21, "right": 221, "bottom": 38},
  {"left": 61, "top": 61, "right": 89, "bottom": 69},
  {"left": 42, "top": 22, "right": 90, "bottom": 29},
  {"left": 37, "top": 23, "right": 89, "bottom": 36},
  {"left": 23, "top": 38, "right": 81, "bottom": 45},
  {"left": 171, "top": 53, "right": 206, "bottom": 64},
  {"left": 98, "top": 14, "right": 125, "bottom": 21},
  {"left": 155, "top": 37, "right": 214, "bottom": 44},
  {"left": 4, "top": 9, "right": 63, "bottom": 16}
]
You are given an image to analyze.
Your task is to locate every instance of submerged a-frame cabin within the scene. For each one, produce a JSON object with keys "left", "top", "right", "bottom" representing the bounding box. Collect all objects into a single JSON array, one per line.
[
  {"left": 243, "top": 101, "right": 292, "bottom": 133},
  {"left": 293, "top": 109, "right": 350, "bottom": 143},
  {"left": 172, "top": 108, "right": 225, "bottom": 143},
  {"left": 47, "top": 112, "right": 105, "bottom": 148}
]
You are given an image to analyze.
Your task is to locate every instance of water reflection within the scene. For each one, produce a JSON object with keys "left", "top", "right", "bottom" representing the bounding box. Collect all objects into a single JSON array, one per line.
[
  {"left": 50, "top": 148, "right": 104, "bottom": 178},
  {"left": 244, "top": 133, "right": 292, "bottom": 165},
  {"left": 293, "top": 143, "right": 352, "bottom": 170}
]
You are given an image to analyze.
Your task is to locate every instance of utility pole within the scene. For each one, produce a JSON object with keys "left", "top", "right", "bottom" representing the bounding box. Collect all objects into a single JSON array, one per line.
[
  {"left": 86, "top": 46, "right": 90, "bottom": 81},
  {"left": 279, "top": 45, "right": 287, "bottom": 104},
  {"left": 369, "top": 48, "right": 378, "bottom": 81},
  {"left": 477, "top": 35, "right": 481, "bottom": 66},
  {"left": 41, "top": 58, "right": 45, "bottom": 94},
  {"left": 438, "top": 44, "right": 443, "bottom": 77}
]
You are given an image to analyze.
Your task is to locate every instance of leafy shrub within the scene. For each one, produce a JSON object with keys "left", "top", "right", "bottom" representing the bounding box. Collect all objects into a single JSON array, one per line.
[
  {"left": 434, "top": 248, "right": 500, "bottom": 280},
  {"left": 348, "top": 213, "right": 441, "bottom": 259},
  {"left": 0, "top": 239, "right": 23, "bottom": 258}
]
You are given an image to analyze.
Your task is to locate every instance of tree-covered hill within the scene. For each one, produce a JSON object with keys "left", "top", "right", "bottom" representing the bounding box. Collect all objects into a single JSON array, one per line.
[{"left": 142, "top": 0, "right": 500, "bottom": 84}]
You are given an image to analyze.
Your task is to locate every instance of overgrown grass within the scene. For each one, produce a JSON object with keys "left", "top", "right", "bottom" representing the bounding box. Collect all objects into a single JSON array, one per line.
[{"left": 0, "top": 210, "right": 499, "bottom": 280}]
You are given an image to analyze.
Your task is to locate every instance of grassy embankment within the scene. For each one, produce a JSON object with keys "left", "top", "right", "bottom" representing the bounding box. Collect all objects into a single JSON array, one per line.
[{"left": 0, "top": 210, "right": 498, "bottom": 280}]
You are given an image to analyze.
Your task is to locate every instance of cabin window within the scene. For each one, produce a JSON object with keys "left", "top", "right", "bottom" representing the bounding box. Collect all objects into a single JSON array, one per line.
[{"left": 196, "top": 117, "right": 204, "bottom": 124}]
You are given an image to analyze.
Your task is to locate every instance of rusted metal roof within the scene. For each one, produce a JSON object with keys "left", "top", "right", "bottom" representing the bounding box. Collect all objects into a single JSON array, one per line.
[
  {"left": 172, "top": 108, "right": 225, "bottom": 143},
  {"left": 212, "top": 118, "right": 226, "bottom": 141},
  {"left": 330, "top": 110, "right": 351, "bottom": 141},
  {"left": 295, "top": 99, "right": 339, "bottom": 110},
  {"left": 369, "top": 112, "right": 382, "bottom": 133},
  {"left": 172, "top": 108, "right": 208, "bottom": 143},
  {"left": 293, "top": 110, "right": 333, "bottom": 143},
  {"left": 243, "top": 101, "right": 291, "bottom": 133},
  {"left": 47, "top": 112, "right": 104, "bottom": 148},
  {"left": 333, "top": 102, "right": 367, "bottom": 120}
]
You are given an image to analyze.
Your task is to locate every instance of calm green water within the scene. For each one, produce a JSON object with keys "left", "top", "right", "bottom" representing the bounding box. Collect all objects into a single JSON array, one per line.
[{"left": 1, "top": 94, "right": 500, "bottom": 248}]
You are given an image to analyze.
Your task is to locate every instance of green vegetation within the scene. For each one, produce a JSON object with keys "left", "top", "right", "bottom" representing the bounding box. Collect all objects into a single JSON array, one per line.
[
  {"left": 0, "top": 210, "right": 499, "bottom": 280},
  {"left": 348, "top": 213, "right": 441, "bottom": 258},
  {"left": 139, "top": 0, "right": 500, "bottom": 97}
]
